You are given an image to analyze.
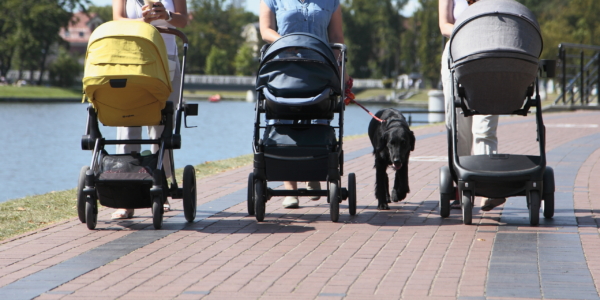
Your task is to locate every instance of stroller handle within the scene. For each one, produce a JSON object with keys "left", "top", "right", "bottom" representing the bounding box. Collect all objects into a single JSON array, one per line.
[{"left": 156, "top": 27, "right": 188, "bottom": 44}]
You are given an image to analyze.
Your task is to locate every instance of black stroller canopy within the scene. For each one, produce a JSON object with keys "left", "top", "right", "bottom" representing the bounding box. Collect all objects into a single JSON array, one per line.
[
  {"left": 450, "top": 0, "right": 542, "bottom": 64},
  {"left": 256, "top": 33, "right": 341, "bottom": 99},
  {"left": 259, "top": 33, "right": 339, "bottom": 73}
]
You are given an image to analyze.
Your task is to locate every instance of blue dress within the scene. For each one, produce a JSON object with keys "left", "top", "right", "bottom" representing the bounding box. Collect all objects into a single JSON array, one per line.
[
  {"left": 263, "top": 0, "right": 340, "bottom": 42},
  {"left": 264, "top": 0, "right": 340, "bottom": 125}
]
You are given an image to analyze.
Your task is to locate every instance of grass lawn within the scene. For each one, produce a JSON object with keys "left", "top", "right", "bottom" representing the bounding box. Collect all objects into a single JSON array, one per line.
[
  {"left": 0, "top": 85, "right": 82, "bottom": 98},
  {"left": 183, "top": 89, "right": 249, "bottom": 100}
]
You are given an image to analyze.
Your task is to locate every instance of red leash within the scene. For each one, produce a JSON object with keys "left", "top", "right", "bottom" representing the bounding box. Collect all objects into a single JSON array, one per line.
[{"left": 344, "top": 77, "right": 385, "bottom": 123}]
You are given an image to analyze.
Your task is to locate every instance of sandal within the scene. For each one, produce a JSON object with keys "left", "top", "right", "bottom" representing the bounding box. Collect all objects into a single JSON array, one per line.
[
  {"left": 163, "top": 201, "right": 170, "bottom": 212},
  {"left": 111, "top": 209, "right": 134, "bottom": 220}
]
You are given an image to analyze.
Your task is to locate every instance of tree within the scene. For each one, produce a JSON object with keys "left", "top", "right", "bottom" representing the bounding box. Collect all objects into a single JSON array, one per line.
[
  {"left": 205, "top": 45, "right": 229, "bottom": 75},
  {"left": 0, "top": 0, "right": 22, "bottom": 78},
  {"left": 48, "top": 46, "right": 81, "bottom": 87},
  {"left": 341, "top": 0, "right": 408, "bottom": 79},
  {"left": 0, "top": 0, "right": 88, "bottom": 83},
  {"left": 413, "top": 0, "right": 442, "bottom": 88},
  {"left": 87, "top": 5, "right": 113, "bottom": 23},
  {"left": 184, "top": 0, "right": 257, "bottom": 74},
  {"left": 234, "top": 44, "right": 258, "bottom": 76}
]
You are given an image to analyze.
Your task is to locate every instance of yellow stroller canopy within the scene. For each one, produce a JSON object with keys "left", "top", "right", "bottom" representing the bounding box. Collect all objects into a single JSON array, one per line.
[{"left": 83, "top": 21, "right": 172, "bottom": 127}]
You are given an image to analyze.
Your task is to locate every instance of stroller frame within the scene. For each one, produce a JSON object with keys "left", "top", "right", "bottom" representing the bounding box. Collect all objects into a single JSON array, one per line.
[
  {"left": 77, "top": 27, "right": 198, "bottom": 230},
  {"left": 439, "top": 60, "right": 557, "bottom": 226},
  {"left": 248, "top": 35, "right": 357, "bottom": 222},
  {"left": 438, "top": 0, "right": 556, "bottom": 226}
]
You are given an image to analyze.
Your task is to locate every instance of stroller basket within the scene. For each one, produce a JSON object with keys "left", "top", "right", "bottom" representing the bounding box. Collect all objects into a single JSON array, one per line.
[
  {"left": 262, "top": 125, "right": 337, "bottom": 182},
  {"left": 449, "top": 0, "right": 542, "bottom": 115}
]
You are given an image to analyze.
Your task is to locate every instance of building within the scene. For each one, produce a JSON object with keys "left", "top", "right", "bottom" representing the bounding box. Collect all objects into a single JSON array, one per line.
[
  {"left": 241, "top": 22, "right": 261, "bottom": 57},
  {"left": 58, "top": 12, "right": 104, "bottom": 57}
]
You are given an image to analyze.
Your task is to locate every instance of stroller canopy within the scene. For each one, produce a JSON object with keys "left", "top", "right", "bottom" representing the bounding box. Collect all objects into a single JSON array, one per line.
[
  {"left": 83, "top": 21, "right": 172, "bottom": 126},
  {"left": 256, "top": 33, "right": 341, "bottom": 105},
  {"left": 450, "top": 0, "right": 542, "bottom": 64},
  {"left": 449, "top": 0, "right": 543, "bottom": 114}
]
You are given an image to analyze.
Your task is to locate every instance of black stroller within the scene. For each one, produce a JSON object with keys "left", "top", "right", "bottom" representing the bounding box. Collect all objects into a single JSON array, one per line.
[
  {"left": 438, "top": 0, "right": 556, "bottom": 225},
  {"left": 248, "top": 33, "right": 357, "bottom": 222},
  {"left": 78, "top": 21, "right": 198, "bottom": 230}
]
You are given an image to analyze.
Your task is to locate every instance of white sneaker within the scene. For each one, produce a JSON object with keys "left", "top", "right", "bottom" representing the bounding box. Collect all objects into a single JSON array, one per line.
[
  {"left": 282, "top": 196, "right": 299, "bottom": 208},
  {"left": 306, "top": 181, "right": 321, "bottom": 200}
]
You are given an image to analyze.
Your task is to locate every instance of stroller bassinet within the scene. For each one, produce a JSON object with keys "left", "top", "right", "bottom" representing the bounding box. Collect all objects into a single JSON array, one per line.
[
  {"left": 77, "top": 21, "right": 198, "bottom": 230},
  {"left": 438, "top": 0, "right": 556, "bottom": 225},
  {"left": 248, "top": 33, "right": 357, "bottom": 222}
]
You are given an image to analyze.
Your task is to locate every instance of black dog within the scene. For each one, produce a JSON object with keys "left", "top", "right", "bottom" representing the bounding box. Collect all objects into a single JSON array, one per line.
[{"left": 368, "top": 108, "right": 415, "bottom": 210}]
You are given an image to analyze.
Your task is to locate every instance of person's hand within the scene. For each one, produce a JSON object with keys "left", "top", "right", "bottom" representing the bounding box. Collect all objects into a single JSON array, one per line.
[
  {"left": 344, "top": 77, "right": 355, "bottom": 105},
  {"left": 142, "top": 2, "right": 168, "bottom": 23}
]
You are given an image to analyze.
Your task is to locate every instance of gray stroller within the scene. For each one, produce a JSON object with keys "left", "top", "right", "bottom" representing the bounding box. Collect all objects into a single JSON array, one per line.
[
  {"left": 248, "top": 33, "right": 357, "bottom": 222},
  {"left": 438, "top": 0, "right": 556, "bottom": 225}
]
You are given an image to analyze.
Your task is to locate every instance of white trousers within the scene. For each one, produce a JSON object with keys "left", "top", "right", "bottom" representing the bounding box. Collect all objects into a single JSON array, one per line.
[
  {"left": 116, "top": 56, "right": 181, "bottom": 178},
  {"left": 441, "top": 42, "right": 498, "bottom": 156}
]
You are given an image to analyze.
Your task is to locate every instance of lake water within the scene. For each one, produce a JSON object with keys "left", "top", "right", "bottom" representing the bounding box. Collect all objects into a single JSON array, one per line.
[{"left": 0, "top": 100, "right": 427, "bottom": 203}]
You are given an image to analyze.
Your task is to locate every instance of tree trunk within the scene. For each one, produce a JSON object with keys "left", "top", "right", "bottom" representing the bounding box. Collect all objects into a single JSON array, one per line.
[{"left": 37, "top": 44, "right": 50, "bottom": 86}]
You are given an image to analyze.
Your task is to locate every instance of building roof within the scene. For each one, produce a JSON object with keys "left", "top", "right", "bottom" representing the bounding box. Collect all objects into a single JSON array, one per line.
[{"left": 59, "top": 12, "right": 104, "bottom": 44}]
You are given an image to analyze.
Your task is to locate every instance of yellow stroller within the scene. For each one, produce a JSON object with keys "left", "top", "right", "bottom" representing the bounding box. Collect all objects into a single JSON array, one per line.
[{"left": 77, "top": 21, "right": 198, "bottom": 229}]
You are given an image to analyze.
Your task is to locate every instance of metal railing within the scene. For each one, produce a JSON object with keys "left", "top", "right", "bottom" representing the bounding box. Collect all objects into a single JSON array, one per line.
[{"left": 554, "top": 43, "right": 600, "bottom": 106}]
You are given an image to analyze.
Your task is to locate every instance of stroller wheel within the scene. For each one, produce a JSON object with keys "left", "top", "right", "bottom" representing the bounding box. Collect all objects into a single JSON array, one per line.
[
  {"left": 440, "top": 193, "right": 452, "bottom": 218},
  {"left": 77, "top": 166, "right": 89, "bottom": 224},
  {"left": 348, "top": 173, "right": 357, "bottom": 216},
  {"left": 152, "top": 196, "right": 163, "bottom": 229},
  {"left": 329, "top": 180, "right": 340, "bottom": 222},
  {"left": 247, "top": 173, "right": 255, "bottom": 216},
  {"left": 461, "top": 190, "right": 473, "bottom": 225},
  {"left": 254, "top": 179, "right": 266, "bottom": 222},
  {"left": 528, "top": 191, "right": 540, "bottom": 226},
  {"left": 85, "top": 197, "right": 97, "bottom": 230},
  {"left": 439, "top": 167, "right": 454, "bottom": 218},
  {"left": 543, "top": 167, "right": 555, "bottom": 219},
  {"left": 183, "top": 165, "right": 197, "bottom": 223}
]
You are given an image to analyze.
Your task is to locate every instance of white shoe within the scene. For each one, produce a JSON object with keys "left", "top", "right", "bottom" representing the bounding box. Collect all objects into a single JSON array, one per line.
[
  {"left": 306, "top": 181, "right": 321, "bottom": 200},
  {"left": 282, "top": 196, "right": 299, "bottom": 208}
]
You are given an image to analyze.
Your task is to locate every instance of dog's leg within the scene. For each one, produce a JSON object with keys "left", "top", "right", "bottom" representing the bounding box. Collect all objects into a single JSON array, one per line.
[
  {"left": 375, "top": 161, "right": 390, "bottom": 210},
  {"left": 392, "top": 163, "right": 410, "bottom": 202}
]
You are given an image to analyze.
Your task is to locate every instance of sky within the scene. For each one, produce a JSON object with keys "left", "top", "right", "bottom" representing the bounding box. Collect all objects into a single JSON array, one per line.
[{"left": 88, "top": 0, "right": 420, "bottom": 17}]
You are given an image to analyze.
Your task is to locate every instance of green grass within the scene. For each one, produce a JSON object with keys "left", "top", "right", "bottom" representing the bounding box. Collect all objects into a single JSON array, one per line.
[
  {"left": 183, "top": 89, "right": 248, "bottom": 100},
  {"left": 0, "top": 86, "right": 82, "bottom": 98},
  {"left": 355, "top": 89, "right": 428, "bottom": 103}
]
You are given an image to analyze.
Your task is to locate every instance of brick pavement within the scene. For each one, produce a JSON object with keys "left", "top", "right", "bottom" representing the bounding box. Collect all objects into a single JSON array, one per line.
[{"left": 1, "top": 110, "right": 600, "bottom": 299}]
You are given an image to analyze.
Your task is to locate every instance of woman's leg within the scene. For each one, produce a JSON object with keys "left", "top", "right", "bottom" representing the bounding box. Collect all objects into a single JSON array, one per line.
[
  {"left": 114, "top": 126, "right": 142, "bottom": 218},
  {"left": 116, "top": 127, "right": 142, "bottom": 154},
  {"left": 442, "top": 42, "right": 473, "bottom": 157},
  {"left": 148, "top": 57, "right": 181, "bottom": 179},
  {"left": 282, "top": 181, "right": 299, "bottom": 208},
  {"left": 472, "top": 114, "right": 499, "bottom": 155}
]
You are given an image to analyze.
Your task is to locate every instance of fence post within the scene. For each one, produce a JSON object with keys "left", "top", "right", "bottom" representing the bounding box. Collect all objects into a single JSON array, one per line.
[
  {"left": 581, "top": 50, "right": 585, "bottom": 105},
  {"left": 559, "top": 45, "right": 565, "bottom": 104}
]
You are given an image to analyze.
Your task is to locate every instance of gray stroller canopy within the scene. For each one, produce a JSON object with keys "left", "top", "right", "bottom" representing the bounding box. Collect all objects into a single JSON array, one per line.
[
  {"left": 449, "top": 0, "right": 543, "bottom": 114},
  {"left": 256, "top": 33, "right": 341, "bottom": 103}
]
